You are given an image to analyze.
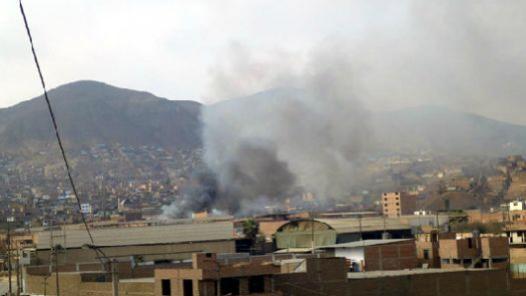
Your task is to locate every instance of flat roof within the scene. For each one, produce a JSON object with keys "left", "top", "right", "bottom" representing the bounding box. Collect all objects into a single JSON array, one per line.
[
  {"left": 348, "top": 268, "right": 495, "bottom": 279},
  {"left": 34, "top": 221, "right": 234, "bottom": 249},
  {"left": 320, "top": 239, "right": 413, "bottom": 249},
  {"left": 317, "top": 217, "right": 411, "bottom": 234}
]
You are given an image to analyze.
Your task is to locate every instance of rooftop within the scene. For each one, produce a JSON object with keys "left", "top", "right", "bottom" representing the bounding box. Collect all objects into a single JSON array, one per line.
[
  {"left": 320, "top": 239, "right": 413, "bottom": 249},
  {"left": 317, "top": 217, "right": 411, "bottom": 233},
  {"left": 34, "top": 220, "right": 234, "bottom": 249},
  {"left": 347, "top": 268, "right": 495, "bottom": 279}
]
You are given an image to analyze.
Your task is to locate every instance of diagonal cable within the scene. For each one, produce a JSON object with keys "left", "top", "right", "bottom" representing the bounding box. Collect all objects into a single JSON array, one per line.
[{"left": 18, "top": 0, "right": 98, "bottom": 249}]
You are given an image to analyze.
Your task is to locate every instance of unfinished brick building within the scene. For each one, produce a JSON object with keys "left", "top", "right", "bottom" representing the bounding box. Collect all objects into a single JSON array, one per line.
[
  {"left": 439, "top": 235, "right": 509, "bottom": 269},
  {"left": 381, "top": 192, "right": 417, "bottom": 218}
]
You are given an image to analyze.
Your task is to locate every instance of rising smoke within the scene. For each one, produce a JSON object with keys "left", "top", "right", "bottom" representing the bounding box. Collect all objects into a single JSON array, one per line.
[
  {"left": 197, "top": 44, "right": 371, "bottom": 215},
  {"left": 165, "top": 0, "right": 526, "bottom": 216},
  {"left": 164, "top": 44, "right": 371, "bottom": 217}
]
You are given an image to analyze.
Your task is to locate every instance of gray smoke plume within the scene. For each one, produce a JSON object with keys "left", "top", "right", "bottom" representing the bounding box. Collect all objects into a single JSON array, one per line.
[
  {"left": 161, "top": 169, "right": 218, "bottom": 218},
  {"left": 165, "top": 0, "right": 526, "bottom": 216},
  {"left": 199, "top": 44, "right": 371, "bottom": 214}
]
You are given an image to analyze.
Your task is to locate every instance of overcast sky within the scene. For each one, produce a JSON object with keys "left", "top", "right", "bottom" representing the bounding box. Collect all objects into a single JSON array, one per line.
[{"left": 3, "top": 1, "right": 526, "bottom": 124}]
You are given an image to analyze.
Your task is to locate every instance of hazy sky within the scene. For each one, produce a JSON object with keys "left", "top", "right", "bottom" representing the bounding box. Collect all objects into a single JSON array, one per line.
[{"left": 3, "top": 1, "right": 526, "bottom": 124}]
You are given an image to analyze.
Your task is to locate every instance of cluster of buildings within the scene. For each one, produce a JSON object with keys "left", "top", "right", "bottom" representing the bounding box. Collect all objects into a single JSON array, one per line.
[
  {"left": 0, "top": 145, "right": 204, "bottom": 228},
  {"left": 0, "top": 189, "right": 524, "bottom": 295}
]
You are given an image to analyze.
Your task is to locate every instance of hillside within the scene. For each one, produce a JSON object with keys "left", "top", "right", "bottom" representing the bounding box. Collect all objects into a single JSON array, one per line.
[
  {"left": 212, "top": 89, "right": 526, "bottom": 156},
  {"left": 3, "top": 82, "right": 526, "bottom": 157},
  {"left": 372, "top": 106, "right": 526, "bottom": 156},
  {"left": 0, "top": 81, "right": 202, "bottom": 151}
]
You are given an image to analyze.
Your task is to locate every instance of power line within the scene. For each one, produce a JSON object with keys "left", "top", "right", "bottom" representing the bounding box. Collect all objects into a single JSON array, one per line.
[{"left": 18, "top": 0, "right": 98, "bottom": 251}]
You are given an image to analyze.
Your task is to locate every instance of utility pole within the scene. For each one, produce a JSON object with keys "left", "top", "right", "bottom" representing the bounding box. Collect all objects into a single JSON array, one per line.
[
  {"left": 43, "top": 275, "right": 50, "bottom": 296},
  {"left": 358, "top": 214, "right": 363, "bottom": 241},
  {"left": 7, "top": 216, "right": 14, "bottom": 296},
  {"left": 54, "top": 244, "right": 60, "bottom": 296},
  {"left": 310, "top": 213, "right": 315, "bottom": 254},
  {"left": 16, "top": 248, "right": 20, "bottom": 296},
  {"left": 82, "top": 244, "right": 118, "bottom": 296},
  {"left": 111, "top": 259, "right": 119, "bottom": 296}
]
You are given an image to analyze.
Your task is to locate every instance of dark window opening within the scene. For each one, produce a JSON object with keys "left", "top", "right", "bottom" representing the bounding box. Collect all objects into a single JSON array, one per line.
[
  {"left": 468, "top": 238, "right": 473, "bottom": 248},
  {"left": 423, "top": 249, "right": 430, "bottom": 260},
  {"left": 249, "top": 276, "right": 265, "bottom": 293},
  {"left": 161, "top": 279, "right": 171, "bottom": 296},
  {"left": 221, "top": 278, "right": 240, "bottom": 296},
  {"left": 183, "top": 279, "right": 193, "bottom": 296}
]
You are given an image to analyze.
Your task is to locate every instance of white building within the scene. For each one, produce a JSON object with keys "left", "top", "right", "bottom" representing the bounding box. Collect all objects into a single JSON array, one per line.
[
  {"left": 80, "top": 203, "right": 92, "bottom": 214},
  {"left": 509, "top": 200, "right": 525, "bottom": 211}
]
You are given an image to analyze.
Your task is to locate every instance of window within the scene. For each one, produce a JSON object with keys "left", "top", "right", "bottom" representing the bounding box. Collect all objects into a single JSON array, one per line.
[
  {"left": 221, "top": 278, "right": 240, "bottom": 296},
  {"left": 423, "top": 249, "right": 430, "bottom": 260},
  {"left": 161, "top": 279, "right": 171, "bottom": 296},
  {"left": 384, "top": 203, "right": 388, "bottom": 207},
  {"left": 396, "top": 202, "right": 399, "bottom": 206},
  {"left": 467, "top": 238, "right": 473, "bottom": 248},
  {"left": 183, "top": 280, "right": 193, "bottom": 296},
  {"left": 249, "top": 276, "right": 265, "bottom": 293}
]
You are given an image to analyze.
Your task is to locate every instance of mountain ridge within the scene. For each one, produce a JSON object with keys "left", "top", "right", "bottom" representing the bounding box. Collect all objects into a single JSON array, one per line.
[
  {"left": 3, "top": 81, "right": 526, "bottom": 156},
  {"left": 0, "top": 80, "right": 202, "bottom": 151}
]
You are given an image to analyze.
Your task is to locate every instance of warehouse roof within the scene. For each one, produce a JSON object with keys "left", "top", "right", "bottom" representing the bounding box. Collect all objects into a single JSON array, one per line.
[
  {"left": 34, "top": 220, "right": 234, "bottom": 249},
  {"left": 319, "top": 239, "right": 413, "bottom": 249},
  {"left": 316, "top": 217, "right": 411, "bottom": 234}
]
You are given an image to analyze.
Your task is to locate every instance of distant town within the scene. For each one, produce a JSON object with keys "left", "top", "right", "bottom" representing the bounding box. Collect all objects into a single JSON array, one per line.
[{"left": 2, "top": 149, "right": 526, "bottom": 295}]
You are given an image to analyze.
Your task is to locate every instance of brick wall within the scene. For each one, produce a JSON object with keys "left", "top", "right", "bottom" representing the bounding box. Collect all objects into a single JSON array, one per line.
[
  {"left": 346, "top": 269, "right": 526, "bottom": 296},
  {"left": 363, "top": 241, "right": 418, "bottom": 271},
  {"left": 481, "top": 237, "right": 509, "bottom": 258}
]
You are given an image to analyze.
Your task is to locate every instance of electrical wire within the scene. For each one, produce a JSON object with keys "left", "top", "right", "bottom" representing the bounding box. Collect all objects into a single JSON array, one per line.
[{"left": 18, "top": 0, "right": 98, "bottom": 251}]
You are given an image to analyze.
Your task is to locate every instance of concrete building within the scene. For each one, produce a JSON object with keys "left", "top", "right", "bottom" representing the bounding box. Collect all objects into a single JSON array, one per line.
[
  {"left": 381, "top": 192, "right": 417, "bottom": 218},
  {"left": 319, "top": 239, "right": 418, "bottom": 272},
  {"left": 154, "top": 253, "right": 349, "bottom": 296},
  {"left": 155, "top": 253, "right": 281, "bottom": 295},
  {"left": 24, "top": 251, "right": 521, "bottom": 296},
  {"left": 31, "top": 220, "right": 236, "bottom": 265},
  {"left": 509, "top": 199, "right": 526, "bottom": 211}
]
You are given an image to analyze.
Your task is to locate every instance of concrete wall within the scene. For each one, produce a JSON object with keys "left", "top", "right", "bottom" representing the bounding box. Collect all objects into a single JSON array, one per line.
[
  {"left": 25, "top": 272, "right": 154, "bottom": 296},
  {"left": 511, "top": 248, "right": 526, "bottom": 264}
]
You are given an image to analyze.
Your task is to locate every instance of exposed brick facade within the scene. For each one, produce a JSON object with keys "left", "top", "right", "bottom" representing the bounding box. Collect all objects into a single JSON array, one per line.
[{"left": 381, "top": 192, "right": 416, "bottom": 218}]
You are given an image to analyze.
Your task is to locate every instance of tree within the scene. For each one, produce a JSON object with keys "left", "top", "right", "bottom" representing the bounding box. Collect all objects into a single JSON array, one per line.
[{"left": 242, "top": 219, "right": 259, "bottom": 241}]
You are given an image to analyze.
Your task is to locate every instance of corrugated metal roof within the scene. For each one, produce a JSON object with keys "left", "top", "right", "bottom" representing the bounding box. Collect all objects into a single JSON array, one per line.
[
  {"left": 35, "top": 221, "right": 234, "bottom": 249},
  {"left": 317, "top": 217, "right": 411, "bottom": 234},
  {"left": 320, "top": 238, "right": 413, "bottom": 249}
]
